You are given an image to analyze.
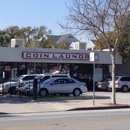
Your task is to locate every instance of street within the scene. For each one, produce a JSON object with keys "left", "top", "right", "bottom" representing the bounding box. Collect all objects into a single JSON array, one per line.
[{"left": 0, "top": 109, "right": 130, "bottom": 130}]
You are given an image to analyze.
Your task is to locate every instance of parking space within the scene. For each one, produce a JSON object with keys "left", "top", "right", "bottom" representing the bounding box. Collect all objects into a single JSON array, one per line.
[{"left": 84, "top": 91, "right": 130, "bottom": 104}]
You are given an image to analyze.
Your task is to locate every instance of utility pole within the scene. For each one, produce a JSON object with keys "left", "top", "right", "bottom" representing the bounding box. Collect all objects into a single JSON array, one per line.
[
  {"left": 33, "top": 43, "right": 36, "bottom": 74},
  {"left": 90, "top": 52, "right": 95, "bottom": 106},
  {"left": 33, "top": 26, "right": 36, "bottom": 74}
]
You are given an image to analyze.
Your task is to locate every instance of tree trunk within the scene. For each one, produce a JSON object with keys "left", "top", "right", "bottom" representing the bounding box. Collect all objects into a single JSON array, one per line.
[{"left": 110, "top": 52, "right": 116, "bottom": 104}]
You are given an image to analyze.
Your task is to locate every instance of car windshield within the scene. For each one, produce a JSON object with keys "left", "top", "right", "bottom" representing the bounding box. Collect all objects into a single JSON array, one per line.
[
  {"left": 101, "top": 78, "right": 111, "bottom": 82},
  {"left": 35, "top": 75, "right": 44, "bottom": 80},
  {"left": 115, "top": 76, "right": 120, "bottom": 81},
  {"left": 42, "top": 78, "right": 54, "bottom": 84},
  {"left": 12, "top": 75, "right": 24, "bottom": 82}
]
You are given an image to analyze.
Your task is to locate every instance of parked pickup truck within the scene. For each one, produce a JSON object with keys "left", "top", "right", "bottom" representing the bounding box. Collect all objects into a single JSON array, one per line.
[{"left": 0, "top": 74, "right": 37, "bottom": 95}]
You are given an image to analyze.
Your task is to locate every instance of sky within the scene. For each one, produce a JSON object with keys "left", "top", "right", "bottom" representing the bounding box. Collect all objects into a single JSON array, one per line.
[{"left": 0, "top": 0, "right": 92, "bottom": 41}]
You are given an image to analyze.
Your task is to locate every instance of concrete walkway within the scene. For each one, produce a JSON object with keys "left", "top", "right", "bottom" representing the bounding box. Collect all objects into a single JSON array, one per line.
[{"left": 0, "top": 92, "right": 130, "bottom": 114}]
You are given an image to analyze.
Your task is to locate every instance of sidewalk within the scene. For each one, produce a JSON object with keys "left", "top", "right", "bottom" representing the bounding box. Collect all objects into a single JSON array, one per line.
[{"left": 0, "top": 92, "right": 130, "bottom": 114}]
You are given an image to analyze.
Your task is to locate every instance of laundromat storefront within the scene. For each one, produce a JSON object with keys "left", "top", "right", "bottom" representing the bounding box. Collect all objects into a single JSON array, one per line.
[{"left": 0, "top": 47, "right": 122, "bottom": 89}]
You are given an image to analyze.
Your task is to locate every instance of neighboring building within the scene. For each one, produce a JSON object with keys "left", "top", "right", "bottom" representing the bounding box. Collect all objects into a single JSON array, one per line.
[
  {"left": 46, "top": 34, "right": 95, "bottom": 50},
  {"left": 70, "top": 42, "right": 86, "bottom": 50},
  {"left": 86, "top": 39, "right": 95, "bottom": 50},
  {"left": 70, "top": 39, "right": 95, "bottom": 50},
  {"left": 46, "top": 34, "right": 80, "bottom": 45}
]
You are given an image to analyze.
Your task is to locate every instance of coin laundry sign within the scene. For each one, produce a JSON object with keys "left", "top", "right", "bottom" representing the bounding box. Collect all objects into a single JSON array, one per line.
[{"left": 22, "top": 52, "right": 89, "bottom": 60}]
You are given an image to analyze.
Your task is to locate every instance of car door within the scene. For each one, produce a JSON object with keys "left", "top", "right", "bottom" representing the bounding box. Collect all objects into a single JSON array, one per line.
[
  {"left": 126, "top": 77, "right": 130, "bottom": 89},
  {"left": 40, "top": 76, "right": 50, "bottom": 83},
  {"left": 61, "top": 78, "right": 76, "bottom": 93},
  {"left": 22, "top": 76, "right": 35, "bottom": 84},
  {"left": 48, "top": 78, "right": 64, "bottom": 94}
]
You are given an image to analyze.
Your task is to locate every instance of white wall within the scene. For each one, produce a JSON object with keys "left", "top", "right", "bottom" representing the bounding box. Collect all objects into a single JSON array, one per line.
[{"left": 0, "top": 47, "right": 122, "bottom": 64}]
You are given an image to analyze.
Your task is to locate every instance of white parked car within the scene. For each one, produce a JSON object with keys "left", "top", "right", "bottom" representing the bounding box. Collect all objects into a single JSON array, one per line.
[
  {"left": 23, "top": 77, "right": 88, "bottom": 97},
  {"left": 30, "top": 73, "right": 70, "bottom": 83},
  {"left": 108, "top": 76, "right": 130, "bottom": 92},
  {"left": 0, "top": 74, "right": 38, "bottom": 95}
]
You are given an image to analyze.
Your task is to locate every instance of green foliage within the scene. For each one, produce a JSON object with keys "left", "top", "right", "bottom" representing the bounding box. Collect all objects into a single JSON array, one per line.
[
  {"left": 0, "top": 25, "right": 70, "bottom": 50},
  {"left": 55, "top": 42, "right": 70, "bottom": 49},
  {"left": 94, "top": 31, "right": 117, "bottom": 50},
  {"left": 19, "top": 26, "right": 34, "bottom": 47},
  {"left": 37, "top": 38, "right": 57, "bottom": 48},
  {"left": 0, "top": 25, "right": 52, "bottom": 48},
  {"left": 94, "top": 31, "right": 130, "bottom": 63},
  {"left": 118, "top": 34, "right": 130, "bottom": 63}
]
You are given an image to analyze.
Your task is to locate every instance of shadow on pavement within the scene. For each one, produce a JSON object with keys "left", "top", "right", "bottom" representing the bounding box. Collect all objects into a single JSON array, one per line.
[
  {"left": 0, "top": 94, "right": 110, "bottom": 104},
  {"left": 67, "top": 104, "right": 130, "bottom": 111}
]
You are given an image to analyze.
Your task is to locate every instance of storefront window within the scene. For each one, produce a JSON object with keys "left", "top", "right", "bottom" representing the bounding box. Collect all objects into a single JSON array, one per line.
[
  {"left": 103, "top": 65, "right": 111, "bottom": 79},
  {"left": 78, "top": 64, "right": 93, "bottom": 81},
  {"left": 17, "top": 63, "right": 26, "bottom": 76},
  {"left": 0, "top": 63, "right": 3, "bottom": 77},
  {"left": 42, "top": 63, "right": 48, "bottom": 73},
  {"left": 35, "top": 63, "right": 41, "bottom": 74},
  {"left": 27, "top": 63, "right": 41, "bottom": 74},
  {"left": 49, "top": 63, "right": 62, "bottom": 73},
  {"left": 70, "top": 64, "right": 79, "bottom": 79},
  {"left": 95, "top": 65, "right": 104, "bottom": 82},
  {"left": 0, "top": 63, "right": 4, "bottom": 83},
  {"left": 94, "top": 64, "right": 111, "bottom": 81},
  {"left": 11, "top": 63, "right": 17, "bottom": 79},
  {"left": 62, "top": 64, "right": 70, "bottom": 74}
]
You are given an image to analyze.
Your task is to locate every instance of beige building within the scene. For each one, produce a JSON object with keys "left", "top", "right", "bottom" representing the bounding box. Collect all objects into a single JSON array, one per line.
[{"left": 0, "top": 46, "right": 125, "bottom": 90}]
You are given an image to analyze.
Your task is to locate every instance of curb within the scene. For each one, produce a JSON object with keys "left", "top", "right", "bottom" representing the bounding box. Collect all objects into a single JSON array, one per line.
[
  {"left": 67, "top": 105, "right": 130, "bottom": 111},
  {"left": 0, "top": 105, "right": 130, "bottom": 115}
]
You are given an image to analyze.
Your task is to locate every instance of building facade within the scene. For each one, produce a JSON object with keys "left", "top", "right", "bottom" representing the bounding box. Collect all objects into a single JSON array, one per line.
[{"left": 0, "top": 47, "right": 123, "bottom": 90}]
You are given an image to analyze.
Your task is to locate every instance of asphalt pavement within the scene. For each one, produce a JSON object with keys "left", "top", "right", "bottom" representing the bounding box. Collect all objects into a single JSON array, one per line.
[{"left": 0, "top": 92, "right": 130, "bottom": 114}]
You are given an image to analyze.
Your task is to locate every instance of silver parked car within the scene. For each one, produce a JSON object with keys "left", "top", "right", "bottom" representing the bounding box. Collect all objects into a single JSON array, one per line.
[
  {"left": 23, "top": 77, "right": 88, "bottom": 97},
  {"left": 97, "top": 78, "right": 111, "bottom": 91},
  {"left": 108, "top": 76, "right": 130, "bottom": 92}
]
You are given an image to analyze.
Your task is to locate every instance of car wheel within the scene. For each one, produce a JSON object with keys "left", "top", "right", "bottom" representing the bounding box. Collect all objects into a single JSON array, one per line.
[
  {"left": 106, "top": 86, "right": 110, "bottom": 92},
  {"left": 9, "top": 87, "right": 16, "bottom": 95},
  {"left": 73, "top": 89, "right": 81, "bottom": 96},
  {"left": 39, "top": 89, "right": 48, "bottom": 97},
  {"left": 122, "top": 85, "right": 129, "bottom": 93}
]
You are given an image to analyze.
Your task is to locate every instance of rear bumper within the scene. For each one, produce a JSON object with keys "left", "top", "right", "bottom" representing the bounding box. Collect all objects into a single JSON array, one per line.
[
  {"left": 98, "top": 86, "right": 107, "bottom": 90},
  {"left": 108, "top": 87, "right": 121, "bottom": 91}
]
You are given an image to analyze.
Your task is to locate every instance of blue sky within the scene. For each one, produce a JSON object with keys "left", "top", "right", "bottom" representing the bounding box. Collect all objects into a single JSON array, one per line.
[{"left": 0, "top": 0, "right": 92, "bottom": 41}]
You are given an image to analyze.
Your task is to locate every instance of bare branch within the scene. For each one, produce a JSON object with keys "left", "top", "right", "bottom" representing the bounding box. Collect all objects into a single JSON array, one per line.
[{"left": 58, "top": 0, "right": 130, "bottom": 53}]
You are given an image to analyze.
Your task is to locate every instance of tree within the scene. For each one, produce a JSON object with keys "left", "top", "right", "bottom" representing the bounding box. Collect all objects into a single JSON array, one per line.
[
  {"left": 0, "top": 31, "right": 6, "bottom": 46},
  {"left": 38, "top": 38, "right": 57, "bottom": 48},
  {"left": 118, "top": 34, "right": 130, "bottom": 63},
  {"left": 59, "top": 0, "right": 130, "bottom": 104},
  {"left": 94, "top": 31, "right": 116, "bottom": 50},
  {"left": 5, "top": 26, "right": 19, "bottom": 42},
  {"left": 94, "top": 32, "right": 130, "bottom": 63},
  {"left": 56, "top": 42, "right": 70, "bottom": 49},
  {"left": 18, "top": 26, "right": 34, "bottom": 47},
  {"left": 35, "top": 26, "right": 52, "bottom": 48},
  {"left": 0, "top": 26, "right": 52, "bottom": 48}
]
